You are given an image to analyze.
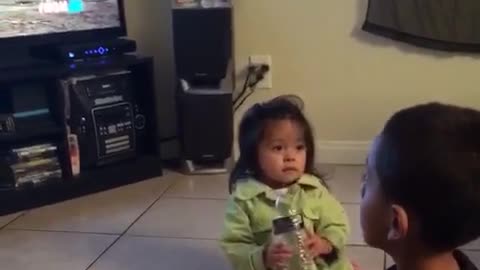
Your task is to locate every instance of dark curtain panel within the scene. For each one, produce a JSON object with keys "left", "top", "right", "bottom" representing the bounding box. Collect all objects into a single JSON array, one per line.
[{"left": 362, "top": 0, "right": 480, "bottom": 52}]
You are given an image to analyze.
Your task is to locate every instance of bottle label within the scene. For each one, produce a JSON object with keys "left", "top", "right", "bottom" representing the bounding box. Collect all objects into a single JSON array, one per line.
[{"left": 273, "top": 214, "right": 304, "bottom": 235}]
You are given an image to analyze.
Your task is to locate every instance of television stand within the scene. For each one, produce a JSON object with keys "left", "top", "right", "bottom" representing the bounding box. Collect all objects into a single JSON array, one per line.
[{"left": 0, "top": 54, "right": 163, "bottom": 216}]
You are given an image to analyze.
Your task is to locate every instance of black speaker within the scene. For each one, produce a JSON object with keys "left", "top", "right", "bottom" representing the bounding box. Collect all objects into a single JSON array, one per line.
[
  {"left": 173, "top": 7, "right": 232, "bottom": 85},
  {"left": 177, "top": 81, "right": 233, "bottom": 164},
  {"left": 173, "top": 7, "right": 233, "bottom": 173}
]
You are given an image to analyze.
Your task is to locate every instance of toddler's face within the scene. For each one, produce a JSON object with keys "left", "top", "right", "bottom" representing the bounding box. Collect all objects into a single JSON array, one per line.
[{"left": 257, "top": 119, "right": 306, "bottom": 187}]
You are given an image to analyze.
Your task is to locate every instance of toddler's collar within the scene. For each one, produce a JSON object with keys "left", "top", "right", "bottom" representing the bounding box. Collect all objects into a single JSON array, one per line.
[{"left": 233, "top": 174, "right": 323, "bottom": 201}]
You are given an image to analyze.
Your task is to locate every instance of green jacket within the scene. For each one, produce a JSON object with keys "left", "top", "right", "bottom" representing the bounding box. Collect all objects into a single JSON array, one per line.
[{"left": 220, "top": 174, "right": 352, "bottom": 270}]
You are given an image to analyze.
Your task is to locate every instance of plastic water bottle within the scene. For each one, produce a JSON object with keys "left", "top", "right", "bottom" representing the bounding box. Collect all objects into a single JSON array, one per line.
[{"left": 271, "top": 195, "right": 313, "bottom": 270}]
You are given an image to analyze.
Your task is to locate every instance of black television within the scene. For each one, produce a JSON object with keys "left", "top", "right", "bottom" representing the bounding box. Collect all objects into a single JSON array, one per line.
[{"left": 0, "top": 0, "right": 126, "bottom": 47}]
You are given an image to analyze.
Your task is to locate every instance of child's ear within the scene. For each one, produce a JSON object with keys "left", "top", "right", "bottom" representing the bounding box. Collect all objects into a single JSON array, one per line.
[{"left": 387, "top": 204, "right": 409, "bottom": 240}]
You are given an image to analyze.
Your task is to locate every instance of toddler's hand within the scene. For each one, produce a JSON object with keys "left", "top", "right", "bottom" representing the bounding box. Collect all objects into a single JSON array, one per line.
[
  {"left": 352, "top": 260, "right": 361, "bottom": 270},
  {"left": 264, "top": 242, "right": 292, "bottom": 269},
  {"left": 304, "top": 230, "right": 333, "bottom": 259}
]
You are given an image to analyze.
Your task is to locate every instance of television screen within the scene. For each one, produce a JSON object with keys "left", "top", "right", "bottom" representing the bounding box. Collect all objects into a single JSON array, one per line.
[
  {"left": 0, "top": 0, "right": 122, "bottom": 39},
  {"left": 362, "top": 0, "right": 480, "bottom": 52}
]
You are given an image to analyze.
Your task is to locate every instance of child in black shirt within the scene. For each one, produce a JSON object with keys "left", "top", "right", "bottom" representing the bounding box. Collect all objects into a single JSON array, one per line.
[{"left": 360, "top": 103, "right": 480, "bottom": 270}]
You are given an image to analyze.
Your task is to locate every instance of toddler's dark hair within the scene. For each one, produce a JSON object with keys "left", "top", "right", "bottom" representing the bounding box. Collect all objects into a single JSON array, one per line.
[
  {"left": 376, "top": 102, "right": 480, "bottom": 252},
  {"left": 229, "top": 97, "right": 325, "bottom": 192}
]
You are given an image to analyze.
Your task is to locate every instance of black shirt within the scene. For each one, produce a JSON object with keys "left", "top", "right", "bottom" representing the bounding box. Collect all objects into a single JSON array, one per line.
[{"left": 387, "top": 251, "right": 478, "bottom": 270}]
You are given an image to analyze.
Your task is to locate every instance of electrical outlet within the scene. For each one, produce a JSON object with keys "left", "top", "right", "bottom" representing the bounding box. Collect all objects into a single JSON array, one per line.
[{"left": 249, "top": 55, "right": 272, "bottom": 89}]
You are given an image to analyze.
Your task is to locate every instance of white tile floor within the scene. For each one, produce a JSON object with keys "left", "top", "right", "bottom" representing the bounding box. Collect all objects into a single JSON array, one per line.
[{"left": 0, "top": 166, "right": 478, "bottom": 270}]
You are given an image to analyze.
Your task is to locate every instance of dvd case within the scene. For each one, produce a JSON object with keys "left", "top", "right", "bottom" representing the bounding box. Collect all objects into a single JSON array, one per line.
[{"left": 0, "top": 142, "right": 62, "bottom": 188}]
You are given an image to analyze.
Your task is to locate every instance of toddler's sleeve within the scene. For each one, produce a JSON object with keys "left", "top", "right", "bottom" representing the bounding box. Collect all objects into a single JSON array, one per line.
[
  {"left": 316, "top": 188, "right": 350, "bottom": 256},
  {"left": 220, "top": 197, "right": 267, "bottom": 270}
]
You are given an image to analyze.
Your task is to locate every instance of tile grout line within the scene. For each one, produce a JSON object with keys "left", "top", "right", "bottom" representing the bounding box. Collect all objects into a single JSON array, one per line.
[
  {"left": 161, "top": 196, "right": 228, "bottom": 201},
  {"left": 5, "top": 227, "right": 120, "bottom": 236},
  {"left": 84, "top": 180, "right": 177, "bottom": 270},
  {"left": 99, "top": 236, "right": 387, "bottom": 250},
  {"left": 0, "top": 211, "right": 28, "bottom": 231},
  {"left": 115, "top": 235, "right": 380, "bottom": 248},
  {"left": 123, "top": 234, "right": 221, "bottom": 241}
]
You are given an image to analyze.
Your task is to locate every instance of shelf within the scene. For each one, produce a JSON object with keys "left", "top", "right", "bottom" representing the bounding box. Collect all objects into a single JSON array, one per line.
[
  {"left": 0, "top": 177, "right": 63, "bottom": 192},
  {"left": 0, "top": 54, "right": 163, "bottom": 216},
  {"left": 0, "top": 126, "right": 64, "bottom": 144},
  {"left": 0, "top": 155, "right": 163, "bottom": 215},
  {"left": 0, "top": 54, "right": 152, "bottom": 82}
]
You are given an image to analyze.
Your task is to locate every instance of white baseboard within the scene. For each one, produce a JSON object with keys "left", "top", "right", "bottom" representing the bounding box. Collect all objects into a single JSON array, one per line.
[{"left": 316, "top": 140, "right": 371, "bottom": 165}]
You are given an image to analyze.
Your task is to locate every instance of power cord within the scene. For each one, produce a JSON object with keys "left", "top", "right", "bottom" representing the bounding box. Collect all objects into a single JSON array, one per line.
[
  {"left": 248, "top": 64, "right": 269, "bottom": 88},
  {"left": 233, "top": 64, "right": 270, "bottom": 112},
  {"left": 232, "top": 66, "right": 254, "bottom": 105},
  {"left": 234, "top": 88, "right": 255, "bottom": 112}
]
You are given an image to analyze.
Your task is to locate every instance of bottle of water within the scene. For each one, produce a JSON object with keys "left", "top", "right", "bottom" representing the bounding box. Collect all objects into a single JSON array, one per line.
[{"left": 271, "top": 195, "right": 313, "bottom": 270}]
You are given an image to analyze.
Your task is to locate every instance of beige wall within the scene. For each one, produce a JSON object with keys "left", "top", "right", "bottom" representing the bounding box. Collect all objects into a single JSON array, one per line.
[
  {"left": 233, "top": 0, "right": 480, "bottom": 163},
  {"left": 124, "top": 0, "right": 480, "bottom": 163}
]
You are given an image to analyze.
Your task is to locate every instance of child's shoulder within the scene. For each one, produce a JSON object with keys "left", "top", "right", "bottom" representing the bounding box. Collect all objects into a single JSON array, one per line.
[
  {"left": 230, "top": 178, "right": 268, "bottom": 201},
  {"left": 297, "top": 174, "right": 329, "bottom": 192},
  {"left": 297, "top": 174, "right": 341, "bottom": 205}
]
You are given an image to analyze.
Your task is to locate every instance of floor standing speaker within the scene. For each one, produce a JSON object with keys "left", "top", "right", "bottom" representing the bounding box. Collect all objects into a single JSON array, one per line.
[{"left": 173, "top": 6, "right": 233, "bottom": 174}]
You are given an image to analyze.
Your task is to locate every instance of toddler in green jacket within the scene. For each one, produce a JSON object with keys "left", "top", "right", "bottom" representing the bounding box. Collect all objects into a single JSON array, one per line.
[{"left": 220, "top": 97, "right": 353, "bottom": 270}]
